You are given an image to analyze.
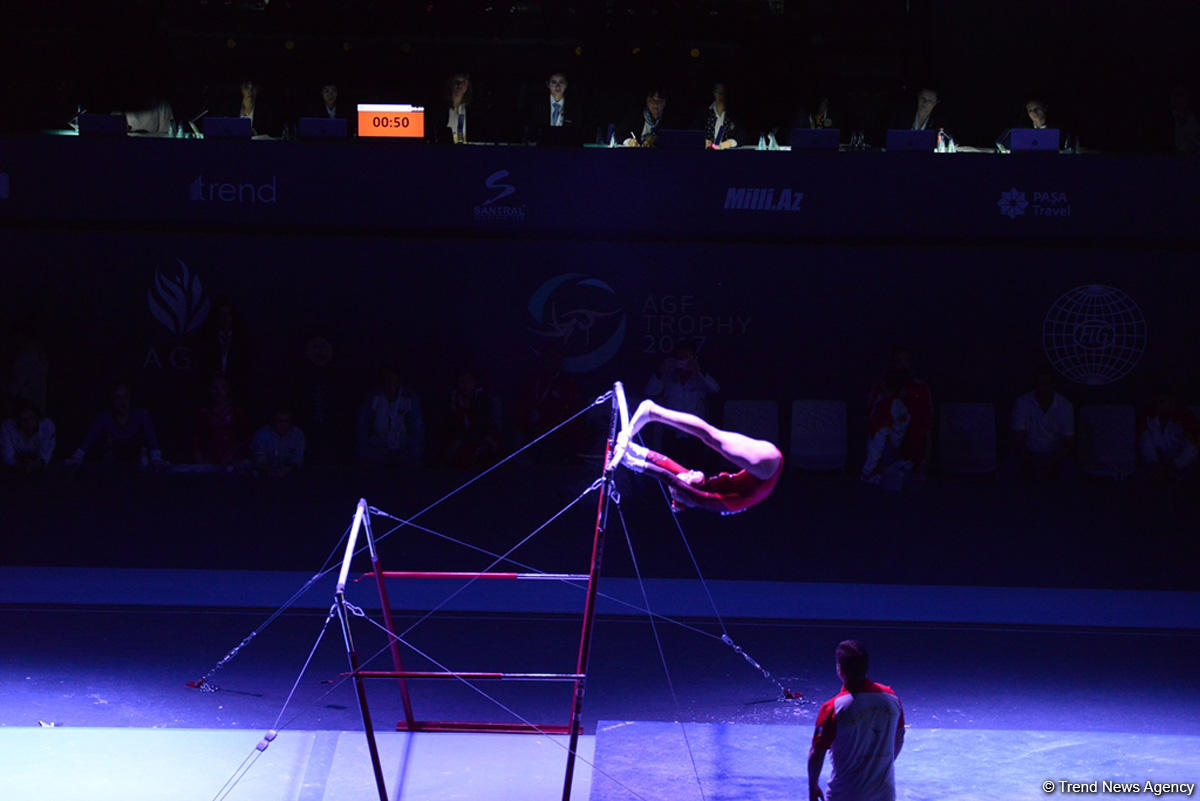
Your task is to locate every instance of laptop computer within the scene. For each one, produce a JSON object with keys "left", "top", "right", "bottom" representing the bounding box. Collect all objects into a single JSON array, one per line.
[
  {"left": 203, "top": 117, "right": 252, "bottom": 139},
  {"left": 1009, "top": 128, "right": 1060, "bottom": 152},
  {"left": 653, "top": 129, "right": 706, "bottom": 150},
  {"left": 886, "top": 129, "right": 937, "bottom": 151},
  {"left": 790, "top": 128, "right": 840, "bottom": 151},
  {"left": 78, "top": 113, "right": 128, "bottom": 136},
  {"left": 298, "top": 117, "right": 348, "bottom": 140}
]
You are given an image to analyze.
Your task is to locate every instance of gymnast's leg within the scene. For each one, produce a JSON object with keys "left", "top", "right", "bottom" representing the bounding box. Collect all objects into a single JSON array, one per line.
[{"left": 624, "top": 400, "right": 782, "bottom": 480}]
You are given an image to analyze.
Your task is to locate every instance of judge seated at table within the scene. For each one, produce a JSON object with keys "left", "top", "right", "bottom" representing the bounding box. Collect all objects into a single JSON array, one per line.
[
  {"left": 523, "top": 71, "right": 583, "bottom": 145},
  {"left": 619, "top": 87, "right": 670, "bottom": 147},
  {"left": 695, "top": 82, "right": 740, "bottom": 149}
]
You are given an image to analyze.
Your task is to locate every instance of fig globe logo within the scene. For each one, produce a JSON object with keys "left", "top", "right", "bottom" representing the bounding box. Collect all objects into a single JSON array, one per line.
[
  {"left": 1042, "top": 285, "right": 1147, "bottom": 385},
  {"left": 528, "top": 274, "right": 625, "bottom": 373},
  {"left": 148, "top": 259, "right": 210, "bottom": 336},
  {"left": 997, "top": 187, "right": 1028, "bottom": 219}
]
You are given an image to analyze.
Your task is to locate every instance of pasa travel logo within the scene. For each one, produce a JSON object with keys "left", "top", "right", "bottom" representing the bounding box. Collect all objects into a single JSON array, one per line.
[
  {"left": 474, "top": 169, "right": 527, "bottom": 222},
  {"left": 998, "top": 187, "right": 1071, "bottom": 219}
]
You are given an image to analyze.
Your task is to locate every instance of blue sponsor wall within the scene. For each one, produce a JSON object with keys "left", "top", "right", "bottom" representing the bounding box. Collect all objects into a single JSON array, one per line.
[{"left": 1, "top": 139, "right": 1197, "bottom": 590}]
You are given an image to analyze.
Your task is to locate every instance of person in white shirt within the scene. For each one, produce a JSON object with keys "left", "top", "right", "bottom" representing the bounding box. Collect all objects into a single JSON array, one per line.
[
  {"left": 700, "top": 82, "right": 739, "bottom": 149},
  {"left": 1, "top": 401, "right": 55, "bottom": 473},
  {"left": 1009, "top": 365, "right": 1076, "bottom": 482},
  {"left": 644, "top": 341, "right": 720, "bottom": 468},
  {"left": 358, "top": 366, "right": 424, "bottom": 465}
]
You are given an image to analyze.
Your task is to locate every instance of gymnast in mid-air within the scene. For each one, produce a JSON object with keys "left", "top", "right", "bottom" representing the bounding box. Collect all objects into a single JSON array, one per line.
[{"left": 610, "top": 399, "right": 784, "bottom": 514}]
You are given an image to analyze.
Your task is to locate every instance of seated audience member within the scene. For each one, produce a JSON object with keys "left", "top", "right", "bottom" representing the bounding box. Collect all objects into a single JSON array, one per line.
[
  {"left": 1008, "top": 365, "right": 1075, "bottom": 482},
  {"left": 1169, "top": 86, "right": 1200, "bottom": 154},
  {"left": 431, "top": 72, "right": 473, "bottom": 144},
  {"left": 195, "top": 374, "right": 251, "bottom": 467},
  {"left": 620, "top": 87, "right": 670, "bottom": 147},
  {"left": 892, "top": 86, "right": 941, "bottom": 131},
  {"left": 67, "top": 382, "right": 164, "bottom": 467},
  {"left": 358, "top": 366, "right": 424, "bottom": 465},
  {"left": 1025, "top": 98, "right": 1050, "bottom": 129},
  {"left": 314, "top": 81, "right": 343, "bottom": 120},
  {"left": 865, "top": 347, "right": 933, "bottom": 483},
  {"left": 124, "top": 98, "right": 175, "bottom": 135},
  {"left": 515, "top": 347, "right": 582, "bottom": 459},
  {"left": 444, "top": 370, "right": 500, "bottom": 470},
  {"left": 227, "top": 78, "right": 280, "bottom": 137},
  {"left": 800, "top": 95, "right": 837, "bottom": 130},
  {"left": 644, "top": 341, "right": 720, "bottom": 468},
  {"left": 1, "top": 401, "right": 55, "bottom": 473},
  {"left": 524, "top": 71, "right": 581, "bottom": 143},
  {"left": 251, "top": 407, "right": 306, "bottom": 478},
  {"left": 697, "top": 82, "right": 739, "bottom": 149},
  {"left": 1139, "top": 388, "right": 1199, "bottom": 485}
]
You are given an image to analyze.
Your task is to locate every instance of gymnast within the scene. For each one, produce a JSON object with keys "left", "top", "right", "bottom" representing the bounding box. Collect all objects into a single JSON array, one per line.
[{"left": 610, "top": 399, "right": 783, "bottom": 514}]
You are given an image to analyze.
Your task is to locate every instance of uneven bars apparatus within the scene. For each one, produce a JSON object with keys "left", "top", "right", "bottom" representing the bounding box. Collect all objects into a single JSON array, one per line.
[{"left": 333, "top": 382, "right": 627, "bottom": 801}]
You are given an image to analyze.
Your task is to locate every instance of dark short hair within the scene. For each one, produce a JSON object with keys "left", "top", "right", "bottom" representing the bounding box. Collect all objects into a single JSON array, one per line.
[{"left": 836, "top": 640, "right": 869, "bottom": 683}]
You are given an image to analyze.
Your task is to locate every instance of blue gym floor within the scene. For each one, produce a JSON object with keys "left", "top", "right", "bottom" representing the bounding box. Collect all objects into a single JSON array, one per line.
[{"left": 1, "top": 575, "right": 1198, "bottom": 800}]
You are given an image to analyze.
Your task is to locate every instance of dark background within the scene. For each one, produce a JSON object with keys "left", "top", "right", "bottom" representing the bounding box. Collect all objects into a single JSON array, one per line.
[{"left": 3, "top": 0, "right": 1199, "bottom": 150}]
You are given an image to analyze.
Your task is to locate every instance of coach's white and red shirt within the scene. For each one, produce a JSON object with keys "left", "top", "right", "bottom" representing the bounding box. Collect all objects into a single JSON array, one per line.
[{"left": 812, "top": 680, "right": 905, "bottom": 801}]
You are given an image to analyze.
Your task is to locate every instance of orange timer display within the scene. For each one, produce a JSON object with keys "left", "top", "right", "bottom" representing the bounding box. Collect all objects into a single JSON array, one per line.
[{"left": 356, "top": 104, "right": 425, "bottom": 138}]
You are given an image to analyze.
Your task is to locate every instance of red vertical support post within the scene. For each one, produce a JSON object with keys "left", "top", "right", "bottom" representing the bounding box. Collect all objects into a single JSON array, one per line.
[
  {"left": 363, "top": 510, "right": 417, "bottom": 729},
  {"left": 561, "top": 384, "right": 621, "bottom": 801}
]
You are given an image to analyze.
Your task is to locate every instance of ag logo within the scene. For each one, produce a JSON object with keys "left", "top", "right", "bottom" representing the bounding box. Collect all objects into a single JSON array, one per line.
[
  {"left": 148, "top": 259, "right": 210, "bottom": 336},
  {"left": 528, "top": 274, "right": 625, "bottom": 373}
]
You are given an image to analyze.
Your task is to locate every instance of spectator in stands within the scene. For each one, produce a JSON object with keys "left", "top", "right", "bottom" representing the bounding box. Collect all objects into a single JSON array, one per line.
[
  {"left": 515, "top": 346, "right": 582, "bottom": 460},
  {"left": 227, "top": 78, "right": 280, "bottom": 138},
  {"left": 893, "top": 87, "right": 941, "bottom": 131},
  {"left": 195, "top": 374, "right": 251, "bottom": 467},
  {"left": 294, "top": 333, "right": 349, "bottom": 465},
  {"left": 196, "top": 299, "right": 249, "bottom": 395},
  {"left": 800, "top": 95, "right": 837, "bottom": 131},
  {"left": 524, "top": 71, "right": 581, "bottom": 144},
  {"left": 1007, "top": 365, "right": 1076, "bottom": 482},
  {"left": 1169, "top": 86, "right": 1199, "bottom": 154},
  {"left": 6, "top": 327, "right": 49, "bottom": 416},
  {"left": 444, "top": 369, "right": 500, "bottom": 470},
  {"left": 644, "top": 341, "right": 719, "bottom": 467},
  {"left": 866, "top": 347, "right": 932, "bottom": 483},
  {"left": 1025, "top": 98, "right": 1050, "bottom": 129},
  {"left": 431, "top": 72, "right": 473, "bottom": 144},
  {"left": 1, "top": 400, "right": 55, "bottom": 473},
  {"left": 315, "top": 81, "right": 343, "bottom": 120},
  {"left": 251, "top": 406, "right": 306, "bottom": 478},
  {"left": 358, "top": 366, "right": 424, "bottom": 465},
  {"left": 1138, "top": 387, "right": 1198, "bottom": 485},
  {"left": 697, "top": 82, "right": 739, "bottom": 149},
  {"left": 862, "top": 368, "right": 918, "bottom": 490},
  {"left": 621, "top": 87, "right": 669, "bottom": 147},
  {"left": 67, "top": 382, "right": 164, "bottom": 467}
]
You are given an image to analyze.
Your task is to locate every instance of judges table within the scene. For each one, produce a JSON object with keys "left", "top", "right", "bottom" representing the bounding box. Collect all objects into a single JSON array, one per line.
[{"left": 1, "top": 134, "right": 1196, "bottom": 244}]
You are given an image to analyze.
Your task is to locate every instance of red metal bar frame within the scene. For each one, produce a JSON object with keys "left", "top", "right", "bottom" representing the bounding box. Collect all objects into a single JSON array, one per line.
[
  {"left": 362, "top": 571, "right": 590, "bottom": 581},
  {"left": 342, "top": 386, "right": 620, "bottom": 801}
]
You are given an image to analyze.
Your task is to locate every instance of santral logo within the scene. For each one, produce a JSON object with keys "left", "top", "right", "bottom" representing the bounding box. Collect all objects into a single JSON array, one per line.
[
  {"left": 723, "top": 187, "right": 803, "bottom": 212},
  {"left": 474, "top": 169, "right": 526, "bottom": 221},
  {"left": 997, "top": 186, "right": 1070, "bottom": 219},
  {"left": 190, "top": 174, "right": 278, "bottom": 203}
]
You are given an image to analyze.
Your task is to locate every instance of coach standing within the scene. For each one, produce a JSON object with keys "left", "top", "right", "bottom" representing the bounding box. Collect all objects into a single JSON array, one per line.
[{"left": 808, "top": 641, "right": 905, "bottom": 801}]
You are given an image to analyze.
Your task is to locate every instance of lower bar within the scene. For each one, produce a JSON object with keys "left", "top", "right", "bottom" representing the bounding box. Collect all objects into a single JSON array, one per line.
[
  {"left": 352, "top": 670, "right": 584, "bottom": 681},
  {"left": 397, "top": 720, "right": 572, "bottom": 735}
]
